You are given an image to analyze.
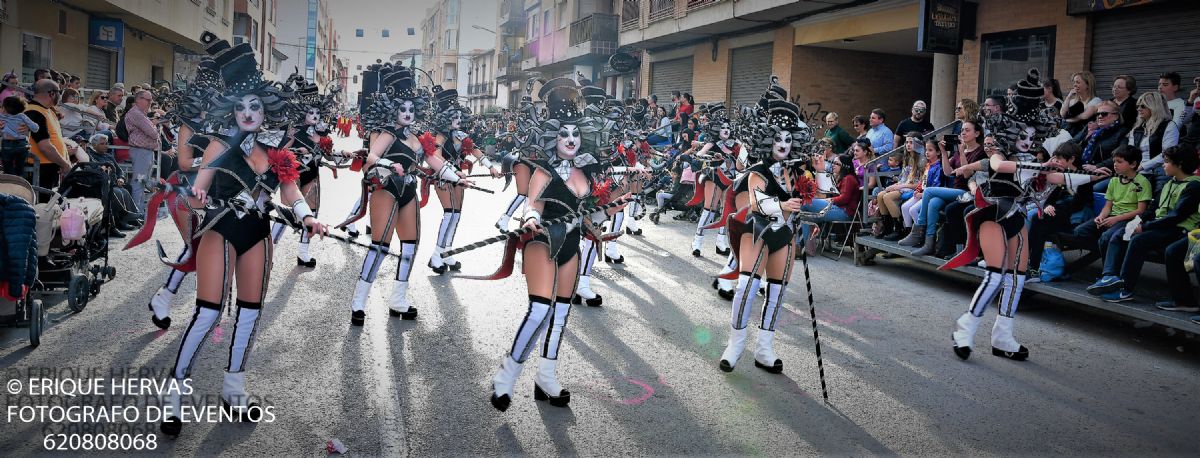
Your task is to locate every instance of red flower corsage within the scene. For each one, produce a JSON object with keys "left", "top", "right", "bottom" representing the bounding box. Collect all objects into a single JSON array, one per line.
[
  {"left": 793, "top": 174, "right": 818, "bottom": 205},
  {"left": 419, "top": 132, "right": 438, "bottom": 158},
  {"left": 462, "top": 137, "right": 476, "bottom": 153},
  {"left": 591, "top": 178, "right": 615, "bottom": 205},
  {"left": 318, "top": 136, "right": 334, "bottom": 156},
  {"left": 267, "top": 148, "right": 301, "bottom": 183}
]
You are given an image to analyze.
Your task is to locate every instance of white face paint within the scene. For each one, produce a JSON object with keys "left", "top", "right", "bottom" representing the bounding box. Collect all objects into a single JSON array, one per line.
[
  {"left": 772, "top": 130, "right": 792, "bottom": 161},
  {"left": 305, "top": 107, "right": 320, "bottom": 126},
  {"left": 396, "top": 100, "right": 415, "bottom": 126},
  {"left": 1016, "top": 126, "right": 1036, "bottom": 153},
  {"left": 719, "top": 123, "right": 731, "bottom": 140},
  {"left": 450, "top": 111, "right": 462, "bottom": 130},
  {"left": 235, "top": 94, "right": 265, "bottom": 132},
  {"left": 557, "top": 124, "right": 580, "bottom": 159}
]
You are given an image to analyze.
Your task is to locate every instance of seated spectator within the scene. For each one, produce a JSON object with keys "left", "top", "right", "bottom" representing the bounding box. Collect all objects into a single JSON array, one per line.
[
  {"left": 1110, "top": 75, "right": 1138, "bottom": 138},
  {"left": 876, "top": 152, "right": 901, "bottom": 190},
  {"left": 902, "top": 118, "right": 986, "bottom": 256},
  {"left": 866, "top": 108, "right": 894, "bottom": 153},
  {"left": 1062, "top": 71, "right": 1102, "bottom": 137},
  {"left": 1089, "top": 145, "right": 1200, "bottom": 302},
  {"left": 1128, "top": 92, "right": 1179, "bottom": 193},
  {"left": 1159, "top": 72, "right": 1187, "bottom": 127},
  {"left": 851, "top": 115, "right": 868, "bottom": 144},
  {"left": 800, "top": 154, "right": 862, "bottom": 251},
  {"left": 1027, "top": 143, "right": 1093, "bottom": 279},
  {"left": 876, "top": 135, "right": 925, "bottom": 241},
  {"left": 849, "top": 138, "right": 878, "bottom": 192},
  {"left": 85, "top": 134, "right": 141, "bottom": 233},
  {"left": 1074, "top": 99, "right": 1125, "bottom": 176},
  {"left": 902, "top": 139, "right": 946, "bottom": 234},
  {"left": 1064, "top": 145, "right": 1149, "bottom": 272}
]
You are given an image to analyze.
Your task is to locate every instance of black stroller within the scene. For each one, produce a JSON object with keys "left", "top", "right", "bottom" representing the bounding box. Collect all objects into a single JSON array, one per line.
[{"left": 32, "top": 162, "right": 117, "bottom": 312}]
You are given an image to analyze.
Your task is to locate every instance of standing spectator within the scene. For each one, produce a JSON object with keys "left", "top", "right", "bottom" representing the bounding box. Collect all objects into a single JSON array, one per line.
[
  {"left": 1090, "top": 145, "right": 1200, "bottom": 302},
  {"left": 1111, "top": 75, "right": 1138, "bottom": 137},
  {"left": 1159, "top": 72, "right": 1186, "bottom": 127},
  {"left": 1043, "top": 79, "right": 1064, "bottom": 113},
  {"left": 0, "top": 72, "right": 24, "bottom": 102},
  {"left": 1, "top": 96, "right": 39, "bottom": 175},
  {"left": 1130, "top": 92, "right": 1180, "bottom": 192},
  {"left": 32, "top": 69, "right": 51, "bottom": 83},
  {"left": 823, "top": 112, "right": 854, "bottom": 155},
  {"left": 949, "top": 99, "right": 980, "bottom": 136},
  {"left": 66, "top": 74, "right": 81, "bottom": 91},
  {"left": 103, "top": 85, "right": 125, "bottom": 123},
  {"left": 1061, "top": 71, "right": 1102, "bottom": 137},
  {"left": 851, "top": 115, "right": 868, "bottom": 141},
  {"left": 982, "top": 95, "right": 1006, "bottom": 117},
  {"left": 866, "top": 108, "right": 894, "bottom": 153},
  {"left": 894, "top": 100, "right": 935, "bottom": 147},
  {"left": 23, "top": 79, "right": 72, "bottom": 187},
  {"left": 124, "top": 89, "right": 160, "bottom": 213}
]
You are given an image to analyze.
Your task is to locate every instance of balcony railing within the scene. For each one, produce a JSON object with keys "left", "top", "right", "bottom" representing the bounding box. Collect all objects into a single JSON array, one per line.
[
  {"left": 686, "top": 0, "right": 722, "bottom": 11},
  {"left": 495, "top": 62, "right": 523, "bottom": 81},
  {"left": 570, "top": 13, "right": 619, "bottom": 48},
  {"left": 467, "top": 82, "right": 495, "bottom": 97},
  {"left": 521, "top": 39, "right": 539, "bottom": 62},
  {"left": 620, "top": 0, "right": 639, "bottom": 31},
  {"left": 648, "top": 0, "right": 674, "bottom": 23}
]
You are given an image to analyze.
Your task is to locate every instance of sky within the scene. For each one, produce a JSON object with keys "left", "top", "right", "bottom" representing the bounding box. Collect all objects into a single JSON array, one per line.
[{"left": 329, "top": 0, "right": 498, "bottom": 106}]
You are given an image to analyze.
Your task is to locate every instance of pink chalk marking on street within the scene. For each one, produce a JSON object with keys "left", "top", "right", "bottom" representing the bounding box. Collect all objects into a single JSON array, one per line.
[
  {"left": 618, "top": 377, "right": 655, "bottom": 405},
  {"left": 211, "top": 325, "right": 224, "bottom": 344}
]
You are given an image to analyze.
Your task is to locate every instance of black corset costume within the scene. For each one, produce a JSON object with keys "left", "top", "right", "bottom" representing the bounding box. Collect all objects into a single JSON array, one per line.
[
  {"left": 703, "top": 140, "right": 739, "bottom": 190},
  {"left": 971, "top": 152, "right": 1040, "bottom": 239},
  {"left": 195, "top": 131, "right": 288, "bottom": 255},
  {"left": 438, "top": 130, "right": 471, "bottom": 171},
  {"left": 369, "top": 126, "right": 424, "bottom": 207},
  {"left": 177, "top": 118, "right": 214, "bottom": 186},
  {"left": 736, "top": 162, "right": 794, "bottom": 254},
  {"left": 291, "top": 124, "right": 322, "bottom": 187},
  {"left": 527, "top": 157, "right": 599, "bottom": 266}
]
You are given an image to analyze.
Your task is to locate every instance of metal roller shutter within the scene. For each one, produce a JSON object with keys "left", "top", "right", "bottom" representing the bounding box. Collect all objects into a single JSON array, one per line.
[
  {"left": 1091, "top": 3, "right": 1200, "bottom": 98},
  {"left": 729, "top": 44, "right": 773, "bottom": 108},
  {"left": 86, "top": 47, "right": 114, "bottom": 90},
  {"left": 650, "top": 57, "right": 693, "bottom": 100}
]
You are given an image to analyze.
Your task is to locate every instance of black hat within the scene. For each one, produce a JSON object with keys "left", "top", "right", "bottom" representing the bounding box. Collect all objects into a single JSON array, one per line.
[
  {"left": 380, "top": 64, "right": 417, "bottom": 99},
  {"left": 581, "top": 85, "right": 606, "bottom": 105},
  {"left": 766, "top": 99, "right": 801, "bottom": 131},
  {"left": 758, "top": 75, "right": 787, "bottom": 111},
  {"left": 434, "top": 87, "right": 462, "bottom": 113},
  {"left": 539, "top": 77, "right": 581, "bottom": 123}
]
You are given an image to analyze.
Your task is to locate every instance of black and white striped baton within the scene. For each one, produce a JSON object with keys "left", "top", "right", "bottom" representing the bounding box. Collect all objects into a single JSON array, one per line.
[{"left": 441, "top": 196, "right": 634, "bottom": 258}]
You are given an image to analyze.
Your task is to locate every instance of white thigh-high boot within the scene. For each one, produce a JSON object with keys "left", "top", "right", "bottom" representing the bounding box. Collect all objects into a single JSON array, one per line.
[
  {"left": 296, "top": 209, "right": 317, "bottom": 267},
  {"left": 388, "top": 240, "right": 419, "bottom": 319},
  {"left": 270, "top": 221, "right": 286, "bottom": 244},
  {"left": 491, "top": 295, "right": 551, "bottom": 412},
  {"left": 344, "top": 197, "right": 363, "bottom": 237},
  {"left": 149, "top": 246, "right": 192, "bottom": 329},
  {"left": 497, "top": 194, "right": 526, "bottom": 232},
  {"left": 720, "top": 273, "right": 761, "bottom": 371},
  {"left": 755, "top": 280, "right": 785, "bottom": 373},
  {"left": 605, "top": 211, "right": 625, "bottom": 263},
  {"left": 350, "top": 241, "right": 388, "bottom": 326},
  {"left": 442, "top": 210, "right": 463, "bottom": 269},
  {"left": 534, "top": 298, "right": 572, "bottom": 406},
  {"left": 693, "top": 209, "right": 713, "bottom": 256},
  {"left": 714, "top": 253, "right": 737, "bottom": 300},
  {"left": 574, "top": 239, "right": 603, "bottom": 306},
  {"left": 223, "top": 299, "right": 263, "bottom": 421},
  {"left": 429, "top": 209, "right": 453, "bottom": 272},
  {"left": 625, "top": 197, "right": 642, "bottom": 235},
  {"left": 953, "top": 268, "right": 1004, "bottom": 360},
  {"left": 716, "top": 223, "right": 730, "bottom": 255},
  {"left": 991, "top": 272, "right": 1029, "bottom": 360},
  {"left": 162, "top": 299, "right": 221, "bottom": 436}
]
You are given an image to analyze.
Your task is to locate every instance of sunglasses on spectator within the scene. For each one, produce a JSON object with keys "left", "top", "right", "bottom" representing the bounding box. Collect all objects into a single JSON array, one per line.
[
  {"left": 1137, "top": 104, "right": 1149, "bottom": 109},
  {"left": 954, "top": 106, "right": 963, "bottom": 111},
  {"left": 1096, "top": 111, "right": 1115, "bottom": 118}
]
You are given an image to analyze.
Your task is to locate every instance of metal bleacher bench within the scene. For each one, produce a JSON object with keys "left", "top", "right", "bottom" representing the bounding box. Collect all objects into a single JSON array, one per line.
[{"left": 855, "top": 235, "right": 1200, "bottom": 335}]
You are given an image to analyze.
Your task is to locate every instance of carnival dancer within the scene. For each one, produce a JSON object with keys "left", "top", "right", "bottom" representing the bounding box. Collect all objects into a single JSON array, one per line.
[
  {"left": 270, "top": 74, "right": 337, "bottom": 267},
  {"left": 427, "top": 88, "right": 502, "bottom": 273},
  {"left": 488, "top": 78, "right": 627, "bottom": 411},
  {"left": 494, "top": 78, "right": 545, "bottom": 232},
  {"left": 719, "top": 77, "right": 814, "bottom": 374},
  {"left": 341, "top": 64, "right": 447, "bottom": 325},
  {"left": 155, "top": 33, "right": 328, "bottom": 436},
  {"left": 693, "top": 103, "right": 743, "bottom": 298},
  {"left": 945, "top": 69, "right": 1104, "bottom": 361},
  {"left": 138, "top": 50, "right": 224, "bottom": 330}
]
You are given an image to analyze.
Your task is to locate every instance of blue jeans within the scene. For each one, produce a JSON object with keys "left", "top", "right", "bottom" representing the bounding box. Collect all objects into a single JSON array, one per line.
[
  {"left": 798, "top": 199, "right": 852, "bottom": 243},
  {"left": 129, "top": 147, "right": 154, "bottom": 213},
  {"left": 915, "top": 187, "right": 966, "bottom": 237}
]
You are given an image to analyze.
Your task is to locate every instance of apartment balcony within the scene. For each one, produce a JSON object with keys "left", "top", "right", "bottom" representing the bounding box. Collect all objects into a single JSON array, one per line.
[
  {"left": 520, "top": 39, "right": 539, "bottom": 71},
  {"left": 467, "top": 82, "right": 495, "bottom": 98},
  {"left": 499, "top": 0, "right": 525, "bottom": 28},
  {"left": 495, "top": 62, "right": 524, "bottom": 83},
  {"left": 619, "top": 0, "right": 852, "bottom": 48},
  {"left": 567, "top": 13, "right": 618, "bottom": 60}
]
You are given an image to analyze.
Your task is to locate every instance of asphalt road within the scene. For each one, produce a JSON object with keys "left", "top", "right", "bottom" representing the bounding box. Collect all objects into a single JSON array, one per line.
[{"left": 1, "top": 133, "right": 1197, "bottom": 456}]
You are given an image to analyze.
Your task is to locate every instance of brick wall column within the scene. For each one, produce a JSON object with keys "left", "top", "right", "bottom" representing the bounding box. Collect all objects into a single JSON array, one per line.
[{"left": 772, "top": 27, "right": 795, "bottom": 96}]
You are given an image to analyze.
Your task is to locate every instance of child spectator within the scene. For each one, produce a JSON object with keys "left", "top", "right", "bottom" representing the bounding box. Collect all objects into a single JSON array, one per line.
[
  {"left": 1027, "top": 143, "right": 1093, "bottom": 279},
  {"left": 1089, "top": 145, "right": 1200, "bottom": 302},
  {"left": 1067, "top": 145, "right": 1151, "bottom": 266},
  {"left": 0, "top": 96, "right": 39, "bottom": 175}
]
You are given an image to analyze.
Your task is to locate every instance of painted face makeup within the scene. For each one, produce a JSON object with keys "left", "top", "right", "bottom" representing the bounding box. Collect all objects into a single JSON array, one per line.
[
  {"left": 305, "top": 107, "right": 320, "bottom": 126},
  {"left": 236, "top": 94, "right": 265, "bottom": 132},
  {"left": 1016, "top": 126, "right": 1035, "bottom": 152},
  {"left": 772, "top": 130, "right": 792, "bottom": 161},
  {"left": 450, "top": 111, "right": 462, "bottom": 130},
  {"left": 397, "top": 100, "right": 415, "bottom": 126},
  {"left": 719, "top": 123, "right": 731, "bottom": 140},
  {"left": 557, "top": 124, "right": 580, "bottom": 159}
]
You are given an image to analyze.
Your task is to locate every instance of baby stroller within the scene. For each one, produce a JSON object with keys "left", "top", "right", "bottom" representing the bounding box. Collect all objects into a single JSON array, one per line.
[
  {"left": 31, "top": 162, "right": 117, "bottom": 312},
  {"left": 0, "top": 174, "right": 46, "bottom": 347}
]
